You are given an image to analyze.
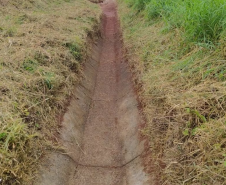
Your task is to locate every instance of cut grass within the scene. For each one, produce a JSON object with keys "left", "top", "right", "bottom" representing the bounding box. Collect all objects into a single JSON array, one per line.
[
  {"left": 119, "top": 1, "right": 226, "bottom": 184},
  {"left": 0, "top": 0, "right": 100, "bottom": 184}
]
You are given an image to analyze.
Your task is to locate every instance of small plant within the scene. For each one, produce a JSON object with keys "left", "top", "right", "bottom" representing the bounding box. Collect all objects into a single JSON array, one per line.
[
  {"left": 15, "top": 14, "right": 29, "bottom": 24},
  {"left": 65, "top": 42, "right": 82, "bottom": 61},
  {"left": 0, "top": 132, "right": 7, "bottom": 141},
  {"left": 182, "top": 128, "right": 189, "bottom": 136},
  {"left": 4, "top": 27, "right": 16, "bottom": 37},
  {"left": 22, "top": 59, "right": 38, "bottom": 72},
  {"left": 40, "top": 70, "right": 55, "bottom": 90},
  {"left": 133, "top": 0, "right": 150, "bottom": 12}
]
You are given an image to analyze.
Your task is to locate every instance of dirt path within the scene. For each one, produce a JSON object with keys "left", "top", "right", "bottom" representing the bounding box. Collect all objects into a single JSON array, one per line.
[
  {"left": 73, "top": 0, "right": 124, "bottom": 183},
  {"left": 35, "top": 0, "right": 153, "bottom": 184}
]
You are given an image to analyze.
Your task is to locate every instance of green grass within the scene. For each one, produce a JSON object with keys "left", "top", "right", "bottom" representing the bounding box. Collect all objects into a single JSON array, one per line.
[
  {"left": 127, "top": 0, "right": 226, "bottom": 44},
  {"left": 65, "top": 42, "right": 83, "bottom": 61}
]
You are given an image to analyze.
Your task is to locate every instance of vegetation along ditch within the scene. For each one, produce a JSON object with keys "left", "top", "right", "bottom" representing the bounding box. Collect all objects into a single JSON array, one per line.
[
  {"left": 2, "top": 0, "right": 226, "bottom": 184},
  {"left": 0, "top": 0, "right": 100, "bottom": 184},
  {"left": 119, "top": 0, "right": 226, "bottom": 184}
]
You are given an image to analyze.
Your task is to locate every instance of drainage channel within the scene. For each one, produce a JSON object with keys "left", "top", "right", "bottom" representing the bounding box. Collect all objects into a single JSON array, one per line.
[{"left": 35, "top": 0, "right": 151, "bottom": 184}]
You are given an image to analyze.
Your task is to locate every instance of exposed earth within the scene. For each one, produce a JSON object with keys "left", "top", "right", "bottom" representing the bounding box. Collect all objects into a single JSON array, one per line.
[{"left": 35, "top": 0, "right": 154, "bottom": 184}]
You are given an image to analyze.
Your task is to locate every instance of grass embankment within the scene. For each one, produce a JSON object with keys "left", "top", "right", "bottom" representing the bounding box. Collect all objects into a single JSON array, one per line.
[
  {"left": 0, "top": 0, "right": 100, "bottom": 184},
  {"left": 119, "top": 0, "right": 226, "bottom": 184}
]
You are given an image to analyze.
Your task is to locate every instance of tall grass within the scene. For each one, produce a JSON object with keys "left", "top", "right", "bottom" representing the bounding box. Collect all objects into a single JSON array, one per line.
[{"left": 129, "top": 0, "right": 226, "bottom": 44}]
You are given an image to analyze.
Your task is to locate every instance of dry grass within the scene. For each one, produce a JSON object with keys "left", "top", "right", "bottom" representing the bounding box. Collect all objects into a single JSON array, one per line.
[
  {"left": 119, "top": 1, "right": 226, "bottom": 184},
  {"left": 0, "top": 0, "right": 100, "bottom": 184}
]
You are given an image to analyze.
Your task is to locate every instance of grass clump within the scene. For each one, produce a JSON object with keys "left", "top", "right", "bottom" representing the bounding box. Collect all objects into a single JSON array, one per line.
[
  {"left": 22, "top": 59, "right": 38, "bottom": 72},
  {"left": 119, "top": 0, "right": 226, "bottom": 184},
  {"left": 183, "top": 0, "right": 226, "bottom": 43},
  {"left": 65, "top": 42, "right": 83, "bottom": 61},
  {"left": 0, "top": 0, "right": 100, "bottom": 184}
]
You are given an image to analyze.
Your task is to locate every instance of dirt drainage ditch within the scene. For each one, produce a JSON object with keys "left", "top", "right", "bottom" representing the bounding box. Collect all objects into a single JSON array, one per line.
[{"left": 35, "top": 0, "right": 152, "bottom": 184}]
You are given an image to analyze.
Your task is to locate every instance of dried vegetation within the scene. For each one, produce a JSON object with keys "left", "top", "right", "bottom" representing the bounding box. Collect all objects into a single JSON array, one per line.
[
  {"left": 0, "top": 0, "right": 100, "bottom": 184},
  {"left": 119, "top": 1, "right": 226, "bottom": 184}
]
